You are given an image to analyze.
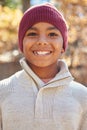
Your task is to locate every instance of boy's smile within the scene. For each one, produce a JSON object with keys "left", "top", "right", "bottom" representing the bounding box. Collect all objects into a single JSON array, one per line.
[
  {"left": 33, "top": 50, "right": 52, "bottom": 56},
  {"left": 23, "top": 22, "right": 64, "bottom": 72},
  {"left": 31, "top": 44, "right": 53, "bottom": 58}
]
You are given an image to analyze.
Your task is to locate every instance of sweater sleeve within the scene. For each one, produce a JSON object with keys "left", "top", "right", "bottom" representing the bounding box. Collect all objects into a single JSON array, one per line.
[
  {"left": 0, "top": 76, "right": 14, "bottom": 130},
  {"left": 0, "top": 109, "right": 2, "bottom": 130},
  {"left": 80, "top": 111, "right": 87, "bottom": 130},
  {"left": 77, "top": 88, "right": 87, "bottom": 130},
  {"left": 70, "top": 81, "right": 87, "bottom": 130}
]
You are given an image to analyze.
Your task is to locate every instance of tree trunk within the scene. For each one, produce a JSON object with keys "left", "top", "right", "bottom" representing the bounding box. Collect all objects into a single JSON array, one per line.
[
  {"left": 21, "top": 0, "right": 30, "bottom": 12},
  {"left": 0, "top": 0, "right": 6, "bottom": 6}
]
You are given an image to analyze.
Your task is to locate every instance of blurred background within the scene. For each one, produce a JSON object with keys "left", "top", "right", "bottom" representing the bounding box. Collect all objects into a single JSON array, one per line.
[{"left": 0, "top": 0, "right": 87, "bottom": 86}]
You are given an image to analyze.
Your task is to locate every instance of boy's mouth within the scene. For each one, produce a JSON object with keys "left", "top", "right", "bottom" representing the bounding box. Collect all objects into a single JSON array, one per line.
[{"left": 33, "top": 51, "right": 52, "bottom": 56}]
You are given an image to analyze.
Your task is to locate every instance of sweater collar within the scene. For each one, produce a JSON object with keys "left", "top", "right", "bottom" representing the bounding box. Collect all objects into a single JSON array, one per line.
[{"left": 20, "top": 58, "right": 73, "bottom": 89}]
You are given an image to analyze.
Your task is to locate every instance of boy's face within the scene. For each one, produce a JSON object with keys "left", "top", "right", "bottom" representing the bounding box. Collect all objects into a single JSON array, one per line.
[{"left": 23, "top": 22, "right": 64, "bottom": 68}]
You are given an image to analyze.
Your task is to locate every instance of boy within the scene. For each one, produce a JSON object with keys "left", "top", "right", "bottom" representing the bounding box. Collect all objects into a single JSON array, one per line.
[{"left": 0, "top": 3, "right": 87, "bottom": 130}]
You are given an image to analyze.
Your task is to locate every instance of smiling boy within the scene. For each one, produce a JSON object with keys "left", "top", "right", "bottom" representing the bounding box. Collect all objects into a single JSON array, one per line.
[
  {"left": 0, "top": 3, "right": 87, "bottom": 130},
  {"left": 23, "top": 22, "right": 64, "bottom": 83}
]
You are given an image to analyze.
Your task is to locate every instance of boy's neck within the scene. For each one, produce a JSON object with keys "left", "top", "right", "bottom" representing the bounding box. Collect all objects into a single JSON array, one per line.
[{"left": 28, "top": 62, "right": 59, "bottom": 80}]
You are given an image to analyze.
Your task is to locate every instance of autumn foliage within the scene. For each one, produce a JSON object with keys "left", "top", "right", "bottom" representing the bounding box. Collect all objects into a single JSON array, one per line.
[
  {"left": 0, "top": 1, "right": 87, "bottom": 85},
  {"left": 55, "top": 0, "right": 87, "bottom": 85},
  {"left": 0, "top": 5, "right": 22, "bottom": 53}
]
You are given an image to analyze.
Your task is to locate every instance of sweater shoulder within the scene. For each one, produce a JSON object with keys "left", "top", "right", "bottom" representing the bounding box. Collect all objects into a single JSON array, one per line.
[
  {"left": 0, "top": 70, "right": 23, "bottom": 88},
  {"left": 0, "top": 70, "right": 28, "bottom": 106},
  {"left": 0, "top": 70, "right": 24, "bottom": 100},
  {"left": 70, "top": 81, "right": 87, "bottom": 109},
  {"left": 70, "top": 81, "right": 87, "bottom": 94}
]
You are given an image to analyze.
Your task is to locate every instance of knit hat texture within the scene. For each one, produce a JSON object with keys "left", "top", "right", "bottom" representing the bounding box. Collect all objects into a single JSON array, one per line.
[{"left": 18, "top": 3, "right": 68, "bottom": 52}]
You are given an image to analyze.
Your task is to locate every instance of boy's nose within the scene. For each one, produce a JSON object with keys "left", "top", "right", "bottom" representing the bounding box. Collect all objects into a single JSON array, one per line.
[
  {"left": 37, "top": 36, "right": 48, "bottom": 45},
  {"left": 37, "top": 42, "right": 47, "bottom": 45}
]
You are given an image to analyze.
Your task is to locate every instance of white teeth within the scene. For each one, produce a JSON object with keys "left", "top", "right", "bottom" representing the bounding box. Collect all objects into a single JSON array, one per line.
[
  {"left": 37, "top": 51, "right": 50, "bottom": 55},
  {"left": 33, "top": 51, "right": 51, "bottom": 55}
]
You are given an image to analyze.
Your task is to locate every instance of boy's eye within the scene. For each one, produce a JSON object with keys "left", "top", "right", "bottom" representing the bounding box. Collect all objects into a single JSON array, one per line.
[
  {"left": 48, "top": 33, "right": 58, "bottom": 37},
  {"left": 26, "top": 32, "right": 37, "bottom": 36}
]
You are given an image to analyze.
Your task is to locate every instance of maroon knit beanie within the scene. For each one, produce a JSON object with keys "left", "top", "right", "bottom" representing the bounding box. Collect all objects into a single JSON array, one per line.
[{"left": 18, "top": 3, "right": 68, "bottom": 52}]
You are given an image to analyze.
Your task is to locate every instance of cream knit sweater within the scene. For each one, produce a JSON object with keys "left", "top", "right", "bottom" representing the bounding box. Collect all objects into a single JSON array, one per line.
[{"left": 0, "top": 58, "right": 87, "bottom": 130}]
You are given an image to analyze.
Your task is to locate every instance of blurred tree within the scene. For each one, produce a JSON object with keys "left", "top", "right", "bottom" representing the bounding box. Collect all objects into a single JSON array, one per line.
[
  {"left": 0, "top": 0, "right": 30, "bottom": 12},
  {"left": 0, "top": 0, "right": 6, "bottom": 6},
  {"left": 0, "top": 0, "right": 21, "bottom": 9},
  {"left": 21, "top": 0, "right": 30, "bottom": 12}
]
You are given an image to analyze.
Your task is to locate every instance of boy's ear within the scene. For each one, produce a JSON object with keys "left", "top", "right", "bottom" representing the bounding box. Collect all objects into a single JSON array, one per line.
[{"left": 61, "top": 48, "right": 64, "bottom": 53}]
